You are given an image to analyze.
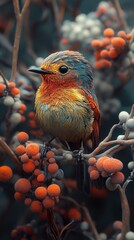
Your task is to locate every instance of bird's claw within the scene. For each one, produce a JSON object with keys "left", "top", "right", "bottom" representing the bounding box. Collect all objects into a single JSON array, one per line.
[{"left": 73, "top": 149, "right": 84, "bottom": 162}]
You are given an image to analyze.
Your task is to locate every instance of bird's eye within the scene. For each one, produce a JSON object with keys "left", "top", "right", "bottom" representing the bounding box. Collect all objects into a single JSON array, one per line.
[{"left": 59, "top": 65, "right": 69, "bottom": 74}]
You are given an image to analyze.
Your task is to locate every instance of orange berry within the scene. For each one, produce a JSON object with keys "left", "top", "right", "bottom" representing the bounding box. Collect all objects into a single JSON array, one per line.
[
  {"left": 100, "top": 49, "right": 109, "bottom": 58},
  {"left": 88, "top": 157, "right": 96, "bottom": 165},
  {"left": 90, "top": 169, "right": 100, "bottom": 180},
  {"left": 21, "top": 116, "right": 26, "bottom": 122},
  {"left": 113, "top": 220, "right": 123, "bottom": 230},
  {"left": 24, "top": 198, "right": 32, "bottom": 206},
  {"left": 8, "top": 81, "right": 16, "bottom": 88},
  {"left": 34, "top": 160, "right": 39, "bottom": 167},
  {"left": 90, "top": 186, "right": 107, "bottom": 199},
  {"left": 26, "top": 143, "right": 39, "bottom": 156},
  {"left": 19, "top": 104, "right": 27, "bottom": 111},
  {"left": 88, "top": 165, "right": 96, "bottom": 173},
  {"left": 14, "top": 192, "right": 24, "bottom": 201},
  {"left": 17, "top": 132, "right": 29, "bottom": 143},
  {"left": 11, "top": 87, "right": 20, "bottom": 96},
  {"left": 0, "top": 166, "right": 13, "bottom": 182},
  {"left": 101, "top": 37, "right": 110, "bottom": 46},
  {"left": 28, "top": 111, "right": 35, "bottom": 119},
  {"left": 46, "top": 151, "right": 55, "bottom": 159},
  {"left": 48, "top": 157, "right": 55, "bottom": 163},
  {"left": 23, "top": 160, "right": 35, "bottom": 173},
  {"left": 111, "top": 37, "right": 125, "bottom": 48},
  {"left": 15, "top": 145, "right": 26, "bottom": 156},
  {"left": 0, "top": 83, "right": 5, "bottom": 94},
  {"left": 95, "top": 59, "right": 112, "bottom": 69},
  {"left": 37, "top": 173, "right": 45, "bottom": 182},
  {"left": 111, "top": 172, "right": 125, "bottom": 184},
  {"left": 30, "top": 200, "right": 42, "bottom": 213},
  {"left": 117, "top": 31, "right": 126, "bottom": 39},
  {"left": 126, "top": 34, "right": 131, "bottom": 41},
  {"left": 103, "top": 158, "right": 123, "bottom": 173},
  {"left": 104, "top": 28, "right": 115, "bottom": 37},
  {"left": 15, "top": 178, "right": 31, "bottom": 193},
  {"left": 97, "top": 6, "right": 108, "bottom": 15},
  {"left": 108, "top": 48, "right": 118, "bottom": 59},
  {"left": 34, "top": 169, "right": 41, "bottom": 176},
  {"left": 94, "top": 50, "right": 101, "bottom": 60},
  {"left": 32, "top": 153, "right": 41, "bottom": 161},
  {"left": 11, "top": 230, "right": 17, "bottom": 238},
  {"left": 20, "top": 153, "right": 29, "bottom": 163},
  {"left": 96, "top": 156, "right": 109, "bottom": 171},
  {"left": 68, "top": 208, "right": 81, "bottom": 221},
  {"left": 35, "top": 186, "right": 47, "bottom": 200},
  {"left": 101, "top": 171, "right": 109, "bottom": 178},
  {"left": 1, "top": 167, "right": 12, "bottom": 183},
  {"left": 48, "top": 163, "right": 59, "bottom": 174},
  {"left": 91, "top": 40, "right": 101, "bottom": 48},
  {"left": 61, "top": 38, "right": 68, "bottom": 45},
  {"left": 47, "top": 184, "right": 61, "bottom": 197},
  {"left": 42, "top": 196, "right": 55, "bottom": 208},
  {"left": 39, "top": 211, "right": 47, "bottom": 220}
]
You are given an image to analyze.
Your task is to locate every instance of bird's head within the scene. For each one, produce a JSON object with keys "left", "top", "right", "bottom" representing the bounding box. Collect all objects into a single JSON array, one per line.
[{"left": 29, "top": 50, "right": 93, "bottom": 87}]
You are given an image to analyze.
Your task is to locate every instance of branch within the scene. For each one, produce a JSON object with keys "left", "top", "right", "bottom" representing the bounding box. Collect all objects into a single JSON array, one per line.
[
  {"left": 117, "top": 185, "right": 130, "bottom": 240},
  {"left": 11, "top": 0, "right": 31, "bottom": 81},
  {"left": 112, "top": 0, "right": 127, "bottom": 30},
  {"left": 0, "top": 71, "right": 9, "bottom": 89},
  {"left": 0, "top": 137, "right": 21, "bottom": 169},
  {"left": 47, "top": 209, "right": 61, "bottom": 240},
  {"left": 61, "top": 196, "right": 100, "bottom": 240}
]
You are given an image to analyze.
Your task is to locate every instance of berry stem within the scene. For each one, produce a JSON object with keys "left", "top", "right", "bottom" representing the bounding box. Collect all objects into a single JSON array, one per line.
[{"left": 117, "top": 185, "right": 130, "bottom": 240}]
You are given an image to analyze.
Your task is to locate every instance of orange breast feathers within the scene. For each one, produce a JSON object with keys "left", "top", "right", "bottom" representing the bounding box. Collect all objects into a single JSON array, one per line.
[{"left": 35, "top": 81, "right": 100, "bottom": 145}]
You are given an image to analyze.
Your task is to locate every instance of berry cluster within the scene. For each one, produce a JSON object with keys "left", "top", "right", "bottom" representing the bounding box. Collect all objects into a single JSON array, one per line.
[
  {"left": 88, "top": 156, "right": 124, "bottom": 190},
  {"left": 11, "top": 223, "right": 38, "bottom": 240},
  {"left": 92, "top": 28, "right": 132, "bottom": 73},
  {"left": 14, "top": 132, "right": 63, "bottom": 212},
  {"left": 0, "top": 77, "right": 27, "bottom": 125}
]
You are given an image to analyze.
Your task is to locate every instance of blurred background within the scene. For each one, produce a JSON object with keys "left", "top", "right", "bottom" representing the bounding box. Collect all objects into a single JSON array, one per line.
[{"left": 0, "top": 0, "right": 134, "bottom": 239}]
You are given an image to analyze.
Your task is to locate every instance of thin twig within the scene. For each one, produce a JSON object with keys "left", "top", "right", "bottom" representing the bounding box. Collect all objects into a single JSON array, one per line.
[
  {"left": 47, "top": 209, "right": 61, "bottom": 240},
  {"left": 61, "top": 196, "right": 99, "bottom": 240},
  {"left": 0, "top": 71, "right": 9, "bottom": 89},
  {"left": 0, "top": 137, "right": 21, "bottom": 169},
  {"left": 117, "top": 185, "right": 130, "bottom": 240},
  {"left": 60, "top": 220, "right": 74, "bottom": 238},
  {"left": 112, "top": 0, "right": 127, "bottom": 30},
  {"left": 11, "top": 0, "right": 31, "bottom": 81}
]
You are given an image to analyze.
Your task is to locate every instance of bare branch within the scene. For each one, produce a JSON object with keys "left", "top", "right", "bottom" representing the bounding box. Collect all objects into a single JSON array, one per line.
[
  {"left": 11, "top": 0, "right": 31, "bottom": 81},
  {"left": 0, "top": 71, "right": 9, "bottom": 89},
  {"left": 61, "top": 196, "right": 99, "bottom": 240},
  {"left": 117, "top": 185, "right": 130, "bottom": 240},
  {"left": 112, "top": 0, "right": 127, "bottom": 30},
  {"left": 0, "top": 137, "right": 21, "bottom": 169}
]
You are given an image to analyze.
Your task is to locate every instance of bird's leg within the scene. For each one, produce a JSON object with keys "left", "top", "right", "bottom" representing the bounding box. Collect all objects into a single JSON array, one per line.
[
  {"left": 64, "top": 141, "right": 71, "bottom": 150},
  {"left": 46, "top": 137, "right": 55, "bottom": 147},
  {"left": 73, "top": 141, "right": 89, "bottom": 194},
  {"left": 73, "top": 141, "right": 84, "bottom": 192}
]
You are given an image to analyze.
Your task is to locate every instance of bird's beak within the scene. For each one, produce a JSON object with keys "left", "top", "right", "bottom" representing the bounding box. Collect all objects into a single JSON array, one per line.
[{"left": 28, "top": 66, "right": 53, "bottom": 74}]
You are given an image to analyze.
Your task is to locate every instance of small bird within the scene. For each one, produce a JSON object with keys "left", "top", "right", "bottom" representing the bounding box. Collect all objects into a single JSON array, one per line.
[{"left": 29, "top": 50, "right": 100, "bottom": 151}]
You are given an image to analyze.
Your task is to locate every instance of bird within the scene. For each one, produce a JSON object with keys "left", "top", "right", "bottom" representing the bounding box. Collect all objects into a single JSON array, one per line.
[
  {"left": 28, "top": 50, "right": 100, "bottom": 151},
  {"left": 29, "top": 50, "right": 100, "bottom": 192}
]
